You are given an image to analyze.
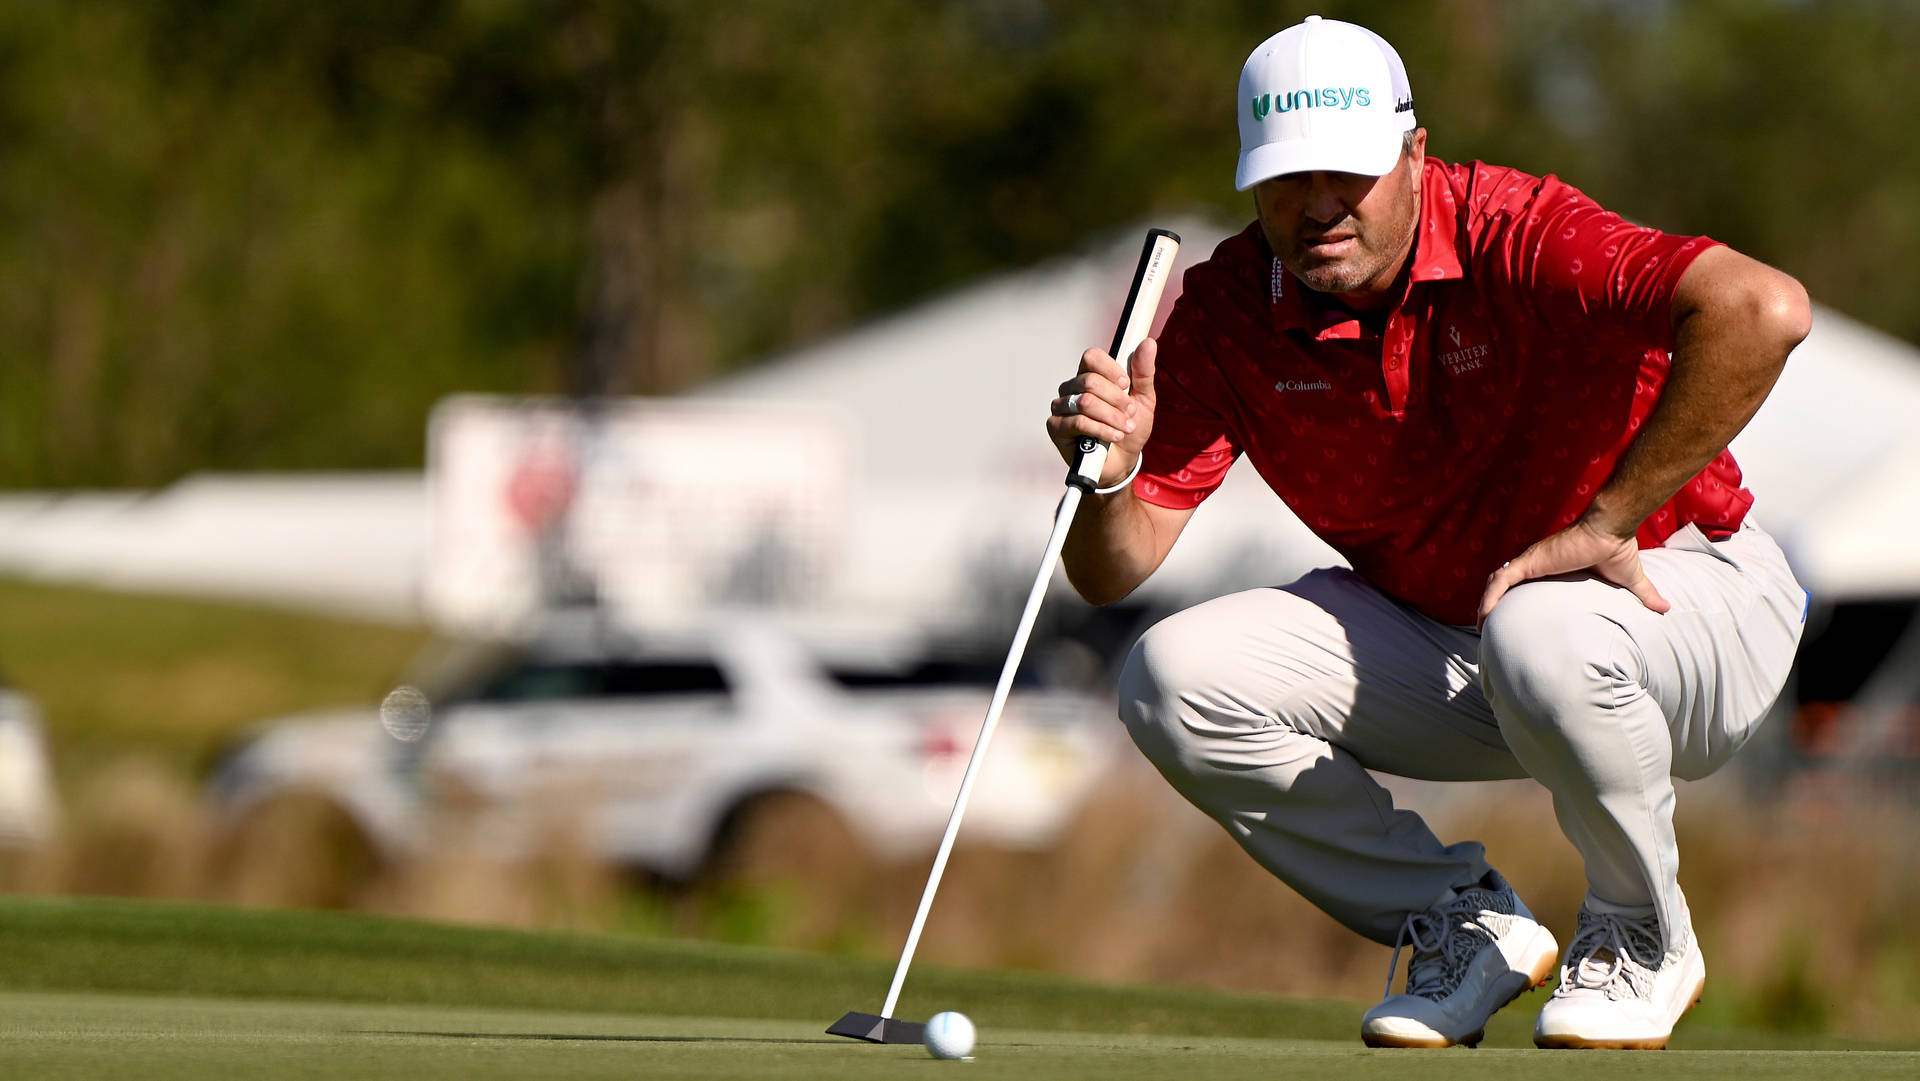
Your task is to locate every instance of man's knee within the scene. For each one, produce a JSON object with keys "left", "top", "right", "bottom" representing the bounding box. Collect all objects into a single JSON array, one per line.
[
  {"left": 1116, "top": 600, "right": 1302, "bottom": 779},
  {"left": 1115, "top": 612, "right": 1210, "bottom": 766},
  {"left": 1480, "top": 580, "right": 1643, "bottom": 728}
]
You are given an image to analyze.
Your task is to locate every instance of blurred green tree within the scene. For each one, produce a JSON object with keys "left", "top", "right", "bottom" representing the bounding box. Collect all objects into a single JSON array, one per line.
[{"left": 1, "top": 0, "right": 1913, "bottom": 486}]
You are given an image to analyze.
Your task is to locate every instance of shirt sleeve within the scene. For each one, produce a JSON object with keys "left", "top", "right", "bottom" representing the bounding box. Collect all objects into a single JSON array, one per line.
[
  {"left": 1478, "top": 171, "right": 1721, "bottom": 347},
  {"left": 1134, "top": 286, "right": 1241, "bottom": 510}
]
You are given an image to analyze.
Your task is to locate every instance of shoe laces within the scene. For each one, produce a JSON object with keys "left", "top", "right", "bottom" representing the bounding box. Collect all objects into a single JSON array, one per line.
[
  {"left": 1556, "top": 908, "right": 1664, "bottom": 1002},
  {"left": 1381, "top": 886, "right": 1509, "bottom": 1001}
]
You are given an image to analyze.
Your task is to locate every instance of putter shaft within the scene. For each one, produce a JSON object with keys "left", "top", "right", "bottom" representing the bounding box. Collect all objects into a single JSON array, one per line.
[{"left": 877, "top": 484, "right": 1086, "bottom": 1019}]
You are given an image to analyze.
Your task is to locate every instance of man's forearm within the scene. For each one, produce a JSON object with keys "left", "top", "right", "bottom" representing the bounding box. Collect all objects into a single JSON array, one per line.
[
  {"left": 1062, "top": 487, "right": 1181, "bottom": 605},
  {"left": 1582, "top": 251, "right": 1811, "bottom": 537}
]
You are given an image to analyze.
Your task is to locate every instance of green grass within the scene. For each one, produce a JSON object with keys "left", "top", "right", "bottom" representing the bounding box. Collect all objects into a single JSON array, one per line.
[
  {"left": 6, "top": 994, "right": 1919, "bottom": 1081},
  {"left": 0, "top": 576, "right": 427, "bottom": 768},
  {"left": 0, "top": 896, "right": 1355, "bottom": 1039},
  {"left": 0, "top": 897, "right": 1913, "bottom": 1080}
]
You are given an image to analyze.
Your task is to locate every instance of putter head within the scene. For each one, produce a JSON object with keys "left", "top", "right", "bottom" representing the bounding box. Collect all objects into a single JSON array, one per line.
[{"left": 827, "top": 1011, "right": 926, "bottom": 1044}]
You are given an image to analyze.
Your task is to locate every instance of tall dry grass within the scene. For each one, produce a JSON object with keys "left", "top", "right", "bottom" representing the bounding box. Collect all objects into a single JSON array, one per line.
[
  {"left": 0, "top": 755, "right": 619, "bottom": 932},
  {"left": 4, "top": 753, "right": 1915, "bottom": 1040}
]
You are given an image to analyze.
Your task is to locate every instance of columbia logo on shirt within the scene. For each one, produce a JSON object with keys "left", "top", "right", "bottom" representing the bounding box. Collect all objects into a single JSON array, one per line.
[{"left": 1275, "top": 379, "right": 1333, "bottom": 394}]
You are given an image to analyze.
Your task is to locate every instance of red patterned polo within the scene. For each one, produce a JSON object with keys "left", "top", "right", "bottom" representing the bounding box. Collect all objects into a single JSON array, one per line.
[{"left": 1137, "top": 158, "right": 1748, "bottom": 626}]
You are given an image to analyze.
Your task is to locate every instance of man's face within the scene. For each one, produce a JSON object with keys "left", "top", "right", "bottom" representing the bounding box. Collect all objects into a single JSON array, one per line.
[{"left": 1254, "top": 129, "right": 1425, "bottom": 305}]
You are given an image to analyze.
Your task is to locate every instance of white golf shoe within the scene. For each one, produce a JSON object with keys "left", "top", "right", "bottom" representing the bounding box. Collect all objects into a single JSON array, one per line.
[
  {"left": 1532, "top": 897, "right": 1706, "bottom": 1050},
  {"left": 1360, "top": 871, "right": 1560, "bottom": 1048}
]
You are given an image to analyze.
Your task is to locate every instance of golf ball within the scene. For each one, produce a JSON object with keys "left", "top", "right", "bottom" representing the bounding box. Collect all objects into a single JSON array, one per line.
[{"left": 924, "top": 1011, "right": 975, "bottom": 1060}]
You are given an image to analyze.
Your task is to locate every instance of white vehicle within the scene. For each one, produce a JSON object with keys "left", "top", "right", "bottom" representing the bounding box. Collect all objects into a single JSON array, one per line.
[{"left": 206, "top": 614, "right": 1121, "bottom": 884}]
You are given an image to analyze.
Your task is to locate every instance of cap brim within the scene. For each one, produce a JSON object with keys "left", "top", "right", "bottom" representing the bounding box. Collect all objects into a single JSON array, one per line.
[{"left": 1235, "top": 133, "right": 1403, "bottom": 190}]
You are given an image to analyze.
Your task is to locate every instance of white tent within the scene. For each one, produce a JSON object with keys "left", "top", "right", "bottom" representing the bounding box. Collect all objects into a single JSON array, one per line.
[
  {"left": 0, "top": 473, "right": 425, "bottom": 623},
  {"left": 1727, "top": 307, "right": 1920, "bottom": 599}
]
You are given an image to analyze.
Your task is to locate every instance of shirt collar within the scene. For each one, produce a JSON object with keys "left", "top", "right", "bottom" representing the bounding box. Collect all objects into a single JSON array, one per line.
[{"left": 1269, "top": 159, "right": 1464, "bottom": 336}]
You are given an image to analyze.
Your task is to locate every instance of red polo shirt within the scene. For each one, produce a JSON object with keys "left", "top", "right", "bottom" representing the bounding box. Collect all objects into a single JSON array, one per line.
[{"left": 1138, "top": 158, "right": 1750, "bottom": 626}]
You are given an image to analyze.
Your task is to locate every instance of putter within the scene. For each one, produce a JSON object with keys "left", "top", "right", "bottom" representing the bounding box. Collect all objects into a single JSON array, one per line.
[{"left": 829, "top": 227, "right": 1182, "bottom": 1043}]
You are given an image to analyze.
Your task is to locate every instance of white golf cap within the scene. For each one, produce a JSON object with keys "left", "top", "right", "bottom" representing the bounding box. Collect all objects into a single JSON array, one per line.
[{"left": 1235, "top": 15, "right": 1417, "bottom": 190}]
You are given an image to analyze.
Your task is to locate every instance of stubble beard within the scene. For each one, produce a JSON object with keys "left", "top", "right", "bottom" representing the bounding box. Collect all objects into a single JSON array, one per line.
[
  {"left": 1284, "top": 210, "right": 1416, "bottom": 297},
  {"left": 1288, "top": 243, "right": 1389, "bottom": 294}
]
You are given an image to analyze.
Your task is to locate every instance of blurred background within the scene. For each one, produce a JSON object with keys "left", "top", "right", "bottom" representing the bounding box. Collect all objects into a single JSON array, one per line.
[{"left": 0, "top": 0, "right": 1916, "bottom": 1043}]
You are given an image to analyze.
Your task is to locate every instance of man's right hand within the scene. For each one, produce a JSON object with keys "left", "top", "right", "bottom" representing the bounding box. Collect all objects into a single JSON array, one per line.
[
  {"left": 1046, "top": 337, "right": 1158, "bottom": 490},
  {"left": 1050, "top": 334, "right": 1192, "bottom": 605}
]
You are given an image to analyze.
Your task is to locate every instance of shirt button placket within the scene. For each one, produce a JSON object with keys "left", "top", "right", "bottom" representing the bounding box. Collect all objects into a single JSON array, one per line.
[{"left": 1383, "top": 317, "right": 1410, "bottom": 412}]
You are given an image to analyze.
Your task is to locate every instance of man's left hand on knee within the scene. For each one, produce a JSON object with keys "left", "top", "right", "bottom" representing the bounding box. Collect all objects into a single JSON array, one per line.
[{"left": 1478, "top": 518, "right": 1671, "bottom": 631}]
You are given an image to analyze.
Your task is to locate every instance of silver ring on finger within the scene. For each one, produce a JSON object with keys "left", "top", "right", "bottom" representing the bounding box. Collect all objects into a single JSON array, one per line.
[{"left": 1064, "top": 392, "right": 1084, "bottom": 416}]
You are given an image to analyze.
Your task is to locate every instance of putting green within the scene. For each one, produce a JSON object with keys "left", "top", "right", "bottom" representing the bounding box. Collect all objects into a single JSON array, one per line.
[
  {"left": 0, "top": 898, "right": 1911, "bottom": 1080},
  {"left": 1, "top": 991, "right": 1917, "bottom": 1081}
]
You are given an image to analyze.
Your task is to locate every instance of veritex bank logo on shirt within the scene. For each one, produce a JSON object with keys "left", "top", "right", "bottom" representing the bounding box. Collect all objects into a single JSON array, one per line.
[
  {"left": 1275, "top": 379, "right": 1333, "bottom": 395},
  {"left": 1251, "top": 87, "right": 1371, "bottom": 121},
  {"left": 1440, "top": 324, "right": 1491, "bottom": 375}
]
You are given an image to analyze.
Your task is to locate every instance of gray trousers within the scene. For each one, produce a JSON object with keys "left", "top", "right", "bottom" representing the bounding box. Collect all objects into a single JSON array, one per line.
[{"left": 1117, "top": 522, "right": 1807, "bottom": 951}]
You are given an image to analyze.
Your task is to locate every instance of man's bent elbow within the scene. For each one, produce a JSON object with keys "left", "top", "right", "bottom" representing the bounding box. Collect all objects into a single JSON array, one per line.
[
  {"left": 1753, "top": 268, "right": 1813, "bottom": 355},
  {"left": 1677, "top": 250, "right": 1813, "bottom": 360},
  {"left": 1064, "top": 563, "right": 1143, "bottom": 607}
]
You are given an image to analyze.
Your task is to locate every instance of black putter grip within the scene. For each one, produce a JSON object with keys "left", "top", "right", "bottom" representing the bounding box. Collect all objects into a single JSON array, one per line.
[{"left": 1067, "top": 228, "right": 1181, "bottom": 492}]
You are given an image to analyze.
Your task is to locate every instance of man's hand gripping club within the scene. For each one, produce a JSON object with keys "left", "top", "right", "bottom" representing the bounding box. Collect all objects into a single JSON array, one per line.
[
  {"left": 1045, "top": 336, "right": 1198, "bottom": 607},
  {"left": 1046, "top": 338, "right": 1158, "bottom": 491}
]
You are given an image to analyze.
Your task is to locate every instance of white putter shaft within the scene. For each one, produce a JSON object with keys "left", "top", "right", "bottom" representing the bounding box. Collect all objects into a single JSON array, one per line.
[{"left": 876, "top": 228, "right": 1181, "bottom": 1023}]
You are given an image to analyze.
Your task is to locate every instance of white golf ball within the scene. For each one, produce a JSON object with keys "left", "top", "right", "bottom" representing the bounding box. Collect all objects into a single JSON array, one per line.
[{"left": 923, "top": 1010, "right": 975, "bottom": 1060}]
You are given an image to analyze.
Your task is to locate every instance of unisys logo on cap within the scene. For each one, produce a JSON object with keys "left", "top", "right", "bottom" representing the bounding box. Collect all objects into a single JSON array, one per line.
[
  {"left": 1250, "top": 86, "right": 1375, "bottom": 120},
  {"left": 1234, "top": 15, "right": 1417, "bottom": 190}
]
